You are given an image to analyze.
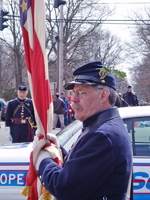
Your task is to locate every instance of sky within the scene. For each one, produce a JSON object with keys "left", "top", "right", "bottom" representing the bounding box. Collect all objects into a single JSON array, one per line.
[
  {"left": 105, "top": 0, "right": 149, "bottom": 41},
  {"left": 100, "top": 0, "right": 150, "bottom": 81}
]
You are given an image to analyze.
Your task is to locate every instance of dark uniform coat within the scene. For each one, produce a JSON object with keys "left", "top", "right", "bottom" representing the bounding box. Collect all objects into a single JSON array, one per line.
[
  {"left": 5, "top": 97, "right": 36, "bottom": 143},
  {"left": 38, "top": 107, "right": 132, "bottom": 200},
  {"left": 122, "top": 91, "right": 138, "bottom": 107}
]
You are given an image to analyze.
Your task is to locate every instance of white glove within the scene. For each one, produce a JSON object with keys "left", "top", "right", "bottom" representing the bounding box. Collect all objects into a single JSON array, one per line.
[
  {"left": 47, "top": 133, "right": 59, "bottom": 147},
  {"left": 5, "top": 127, "right": 12, "bottom": 141},
  {"left": 35, "top": 149, "right": 52, "bottom": 171},
  {"left": 32, "top": 129, "right": 49, "bottom": 149},
  {"left": 32, "top": 130, "right": 59, "bottom": 170}
]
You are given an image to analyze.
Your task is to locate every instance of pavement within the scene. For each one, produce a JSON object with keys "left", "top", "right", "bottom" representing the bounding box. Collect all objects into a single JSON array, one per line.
[{"left": 0, "top": 121, "right": 61, "bottom": 145}]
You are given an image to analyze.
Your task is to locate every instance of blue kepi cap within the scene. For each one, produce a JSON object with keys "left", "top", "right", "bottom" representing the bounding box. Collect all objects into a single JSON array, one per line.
[
  {"left": 18, "top": 84, "right": 28, "bottom": 91},
  {"left": 64, "top": 61, "right": 116, "bottom": 90}
]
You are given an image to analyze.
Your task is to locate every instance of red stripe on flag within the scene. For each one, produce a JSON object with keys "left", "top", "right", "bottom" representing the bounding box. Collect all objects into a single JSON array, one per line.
[{"left": 22, "top": 28, "right": 32, "bottom": 74}]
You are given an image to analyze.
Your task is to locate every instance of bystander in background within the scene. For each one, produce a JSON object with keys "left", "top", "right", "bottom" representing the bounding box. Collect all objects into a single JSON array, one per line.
[
  {"left": 67, "top": 97, "right": 74, "bottom": 124},
  {"left": 122, "top": 85, "right": 139, "bottom": 107},
  {"left": 53, "top": 93, "right": 65, "bottom": 130},
  {"left": 60, "top": 92, "right": 69, "bottom": 126}
]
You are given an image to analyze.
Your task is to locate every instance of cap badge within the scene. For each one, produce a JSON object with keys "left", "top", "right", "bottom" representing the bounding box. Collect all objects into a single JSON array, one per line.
[{"left": 99, "top": 68, "right": 109, "bottom": 79}]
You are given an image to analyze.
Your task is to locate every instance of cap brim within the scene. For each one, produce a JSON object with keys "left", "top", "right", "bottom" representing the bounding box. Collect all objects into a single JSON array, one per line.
[{"left": 64, "top": 80, "right": 97, "bottom": 90}]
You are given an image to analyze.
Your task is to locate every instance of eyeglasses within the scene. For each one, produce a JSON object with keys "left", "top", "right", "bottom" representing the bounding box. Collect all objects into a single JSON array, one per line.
[{"left": 70, "top": 88, "right": 103, "bottom": 99}]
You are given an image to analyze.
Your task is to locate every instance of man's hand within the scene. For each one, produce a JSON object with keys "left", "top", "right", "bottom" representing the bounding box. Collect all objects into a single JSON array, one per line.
[
  {"left": 47, "top": 133, "right": 60, "bottom": 147},
  {"left": 35, "top": 149, "right": 52, "bottom": 171},
  {"left": 32, "top": 130, "right": 60, "bottom": 170},
  {"left": 5, "top": 127, "right": 12, "bottom": 141},
  {"left": 32, "top": 129, "right": 46, "bottom": 168},
  {"left": 33, "top": 130, "right": 60, "bottom": 148}
]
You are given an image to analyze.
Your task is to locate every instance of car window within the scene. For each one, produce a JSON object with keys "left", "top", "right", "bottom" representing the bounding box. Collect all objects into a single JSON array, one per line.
[
  {"left": 123, "top": 117, "right": 150, "bottom": 156},
  {"left": 123, "top": 119, "right": 132, "bottom": 141},
  {"left": 57, "top": 120, "right": 82, "bottom": 146}
]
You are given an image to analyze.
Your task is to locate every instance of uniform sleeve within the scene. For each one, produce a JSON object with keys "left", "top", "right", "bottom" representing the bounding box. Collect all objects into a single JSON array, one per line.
[
  {"left": 31, "top": 101, "right": 37, "bottom": 126},
  {"left": 38, "top": 131, "right": 114, "bottom": 200},
  {"left": 5, "top": 102, "right": 13, "bottom": 126},
  {"left": 135, "top": 95, "right": 139, "bottom": 105}
]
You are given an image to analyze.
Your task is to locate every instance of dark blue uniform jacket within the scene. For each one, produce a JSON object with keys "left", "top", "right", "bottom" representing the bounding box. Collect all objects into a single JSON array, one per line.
[
  {"left": 123, "top": 92, "right": 138, "bottom": 107},
  {"left": 38, "top": 107, "right": 132, "bottom": 200},
  {"left": 5, "top": 97, "right": 36, "bottom": 143}
]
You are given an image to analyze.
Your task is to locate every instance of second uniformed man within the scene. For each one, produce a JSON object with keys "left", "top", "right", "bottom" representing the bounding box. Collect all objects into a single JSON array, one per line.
[
  {"left": 5, "top": 84, "right": 36, "bottom": 143},
  {"left": 122, "top": 85, "right": 139, "bottom": 107}
]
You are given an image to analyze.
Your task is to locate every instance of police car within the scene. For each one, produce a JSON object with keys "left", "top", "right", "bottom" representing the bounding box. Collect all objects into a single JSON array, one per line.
[{"left": 0, "top": 106, "right": 150, "bottom": 200}]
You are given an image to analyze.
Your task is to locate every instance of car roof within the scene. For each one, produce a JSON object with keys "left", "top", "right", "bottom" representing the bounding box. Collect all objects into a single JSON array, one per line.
[
  {"left": 118, "top": 106, "right": 150, "bottom": 119},
  {"left": 0, "top": 142, "right": 32, "bottom": 162}
]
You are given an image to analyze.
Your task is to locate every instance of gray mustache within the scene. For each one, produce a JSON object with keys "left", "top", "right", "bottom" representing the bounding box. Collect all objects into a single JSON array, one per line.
[{"left": 72, "top": 103, "right": 83, "bottom": 111}]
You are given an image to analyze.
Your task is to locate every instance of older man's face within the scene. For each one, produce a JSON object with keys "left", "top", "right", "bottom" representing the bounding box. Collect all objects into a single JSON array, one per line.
[{"left": 71, "top": 84, "right": 102, "bottom": 122}]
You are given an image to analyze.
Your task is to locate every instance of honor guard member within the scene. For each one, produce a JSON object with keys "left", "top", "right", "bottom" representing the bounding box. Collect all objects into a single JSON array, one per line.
[
  {"left": 36, "top": 61, "right": 132, "bottom": 200},
  {"left": 5, "top": 84, "right": 36, "bottom": 143},
  {"left": 122, "top": 85, "right": 139, "bottom": 107}
]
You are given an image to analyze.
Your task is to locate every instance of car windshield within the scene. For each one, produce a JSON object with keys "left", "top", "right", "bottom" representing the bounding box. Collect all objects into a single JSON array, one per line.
[{"left": 57, "top": 120, "right": 82, "bottom": 146}]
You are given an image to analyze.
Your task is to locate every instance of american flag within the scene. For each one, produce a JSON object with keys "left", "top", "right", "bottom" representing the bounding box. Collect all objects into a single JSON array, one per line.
[
  {"left": 19, "top": 0, "right": 57, "bottom": 199},
  {"left": 19, "top": 0, "right": 53, "bottom": 138}
]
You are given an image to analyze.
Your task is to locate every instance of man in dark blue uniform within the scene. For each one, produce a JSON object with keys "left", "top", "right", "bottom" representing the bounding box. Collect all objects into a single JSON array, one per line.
[
  {"left": 5, "top": 84, "right": 36, "bottom": 143},
  {"left": 122, "top": 85, "right": 139, "bottom": 107},
  {"left": 36, "top": 62, "right": 132, "bottom": 200}
]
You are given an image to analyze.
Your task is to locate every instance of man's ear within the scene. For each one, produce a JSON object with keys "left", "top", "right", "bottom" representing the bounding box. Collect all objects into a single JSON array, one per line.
[{"left": 99, "top": 89, "right": 110, "bottom": 102}]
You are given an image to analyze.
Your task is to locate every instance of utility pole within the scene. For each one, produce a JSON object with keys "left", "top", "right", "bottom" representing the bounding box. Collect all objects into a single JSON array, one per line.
[
  {"left": 54, "top": 0, "right": 66, "bottom": 94},
  {"left": 55, "top": 35, "right": 59, "bottom": 94},
  {"left": 59, "top": 5, "right": 64, "bottom": 94}
]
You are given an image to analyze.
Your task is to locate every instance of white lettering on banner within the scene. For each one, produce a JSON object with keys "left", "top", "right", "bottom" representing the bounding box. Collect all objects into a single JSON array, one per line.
[
  {"left": 0, "top": 173, "right": 25, "bottom": 185},
  {"left": 9, "top": 174, "right": 16, "bottom": 184},
  {"left": 17, "top": 174, "right": 24, "bottom": 185},
  {"left": 0, "top": 174, "right": 7, "bottom": 184}
]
